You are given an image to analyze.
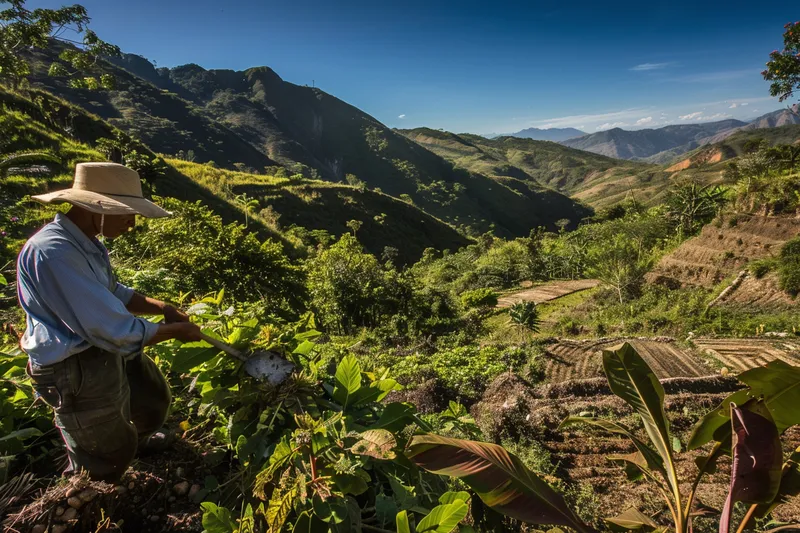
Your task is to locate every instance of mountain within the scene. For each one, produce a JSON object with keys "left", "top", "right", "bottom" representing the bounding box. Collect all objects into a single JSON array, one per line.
[
  {"left": 399, "top": 128, "right": 672, "bottom": 209},
  {"left": 507, "top": 127, "right": 585, "bottom": 142},
  {"left": 22, "top": 46, "right": 592, "bottom": 237},
  {"left": 561, "top": 120, "right": 747, "bottom": 160},
  {"left": 741, "top": 108, "right": 800, "bottom": 130}
]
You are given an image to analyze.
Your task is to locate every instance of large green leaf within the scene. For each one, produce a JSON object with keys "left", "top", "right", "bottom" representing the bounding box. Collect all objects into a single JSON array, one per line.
[
  {"left": 417, "top": 501, "right": 469, "bottom": 533},
  {"left": 396, "top": 510, "right": 412, "bottom": 533},
  {"left": 406, "top": 434, "right": 597, "bottom": 533},
  {"left": 171, "top": 343, "right": 219, "bottom": 373},
  {"left": 602, "top": 343, "right": 678, "bottom": 494},
  {"left": 720, "top": 402, "right": 783, "bottom": 533},
  {"left": 605, "top": 508, "right": 658, "bottom": 532},
  {"left": 559, "top": 417, "right": 665, "bottom": 480},
  {"left": 333, "top": 354, "right": 362, "bottom": 408},
  {"left": 689, "top": 360, "right": 800, "bottom": 451},
  {"left": 350, "top": 429, "right": 397, "bottom": 460},
  {"left": 200, "top": 502, "right": 237, "bottom": 533}
]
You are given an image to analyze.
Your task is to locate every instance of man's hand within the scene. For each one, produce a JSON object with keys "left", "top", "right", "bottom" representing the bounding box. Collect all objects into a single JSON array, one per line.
[
  {"left": 162, "top": 304, "right": 190, "bottom": 324},
  {"left": 172, "top": 322, "right": 202, "bottom": 342}
]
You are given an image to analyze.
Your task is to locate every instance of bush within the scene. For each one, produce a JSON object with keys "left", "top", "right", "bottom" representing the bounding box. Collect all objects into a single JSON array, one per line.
[
  {"left": 460, "top": 288, "right": 498, "bottom": 309},
  {"left": 509, "top": 301, "right": 541, "bottom": 332},
  {"left": 778, "top": 237, "right": 800, "bottom": 296},
  {"left": 749, "top": 258, "right": 777, "bottom": 279}
]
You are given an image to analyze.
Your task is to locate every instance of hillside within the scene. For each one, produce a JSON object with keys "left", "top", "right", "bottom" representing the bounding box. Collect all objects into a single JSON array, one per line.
[
  {"left": 22, "top": 46, "right": 591, "bottom": 236},
  {"left": 0, "top": 86, "right": 469, "bottom": 263},
  {"left": 561, "top": 120, "right": 746, "bottom": 160},
  {"left": 400, "top": 127, "right": 676, "bottom": 209},
  {"left": 503, "top": 126, "right": 585, "bottom": 142}
]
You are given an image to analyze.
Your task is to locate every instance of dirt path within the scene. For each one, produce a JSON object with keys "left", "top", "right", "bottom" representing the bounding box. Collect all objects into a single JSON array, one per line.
[{"left": 496, "top": 279, "right": 600, "bottom": 308}]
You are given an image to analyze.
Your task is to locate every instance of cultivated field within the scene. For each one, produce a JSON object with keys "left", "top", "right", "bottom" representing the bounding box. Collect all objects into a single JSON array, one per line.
[
  {"left": 693, "top": 337, "right": 800, "bottom": 372},
  {"left": 497, "top": 279, "right": 600, "bottom": 308}
]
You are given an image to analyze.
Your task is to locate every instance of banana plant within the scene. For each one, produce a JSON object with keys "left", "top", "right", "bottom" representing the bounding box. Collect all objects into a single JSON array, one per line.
[{"left": 557, "top": 344, "right": 800, "bottom": 533}]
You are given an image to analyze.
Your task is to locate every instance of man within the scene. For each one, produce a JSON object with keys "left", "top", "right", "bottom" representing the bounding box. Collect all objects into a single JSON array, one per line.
[{"left": 16, "top": 162, "right": 202, "bottom": 482}]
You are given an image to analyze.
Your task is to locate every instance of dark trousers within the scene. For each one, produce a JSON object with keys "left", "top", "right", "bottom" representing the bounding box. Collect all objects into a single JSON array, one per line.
[{"left": 27, "top": 347, "right": 171, "bottom": 482}]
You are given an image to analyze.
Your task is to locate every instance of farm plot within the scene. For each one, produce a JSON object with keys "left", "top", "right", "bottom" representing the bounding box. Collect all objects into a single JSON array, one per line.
[
  {"left": 497, "top": 279, "right": 599, "bottom": 308},
  {"left": 542, "top": 339, "right": 713, "bottom": 382},
  {"left": 693, "top": 337, "right": 800, "bottom": 372}
]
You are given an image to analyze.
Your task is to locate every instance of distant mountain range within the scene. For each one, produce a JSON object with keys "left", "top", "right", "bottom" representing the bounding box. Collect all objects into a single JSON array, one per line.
[
  {"left": 558, "top": 109, "right": 800, "bottom": 163},
  {"left": 489, "top": 127, "right": 585, "bottom": 142}
]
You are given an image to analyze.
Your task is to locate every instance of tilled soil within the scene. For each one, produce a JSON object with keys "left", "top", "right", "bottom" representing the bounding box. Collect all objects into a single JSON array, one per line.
[
  {"left": 496, "top": 279, "right": 600, "bottom": 308},
  {"left": 693, "top": 337, "right": 800, "bottom": 372}
]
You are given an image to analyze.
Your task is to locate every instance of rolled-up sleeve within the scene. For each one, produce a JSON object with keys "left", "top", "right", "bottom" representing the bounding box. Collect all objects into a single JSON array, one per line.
[
  {"left": 31, "top": 251, "right": 159, "bottom": 357},
  {"left": 113, "top": 282, "right": 135, "bottom": 305}
]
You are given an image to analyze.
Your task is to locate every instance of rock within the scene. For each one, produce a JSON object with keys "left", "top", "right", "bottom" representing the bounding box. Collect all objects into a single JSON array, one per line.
[
  {"left": 168, "top": 496, "right": 176, "bottom": 503},
  {"left": 31, "top": 525, "right": 47, "bottom": 533},
  {"left": 157, "top": 507, "right": 164, "bottom": 513},
  {"left": 114, "top": 485, "right": 127, "bottom": 495},
  {"left": 150, "top": 515, "right": 160, "bottom": 522},
  {"left": 188, "top": 484, "right": 201, "bottom": 500},
  {"left": 176, "top": 467, "right": 185, "bottom": 478},
  {"left": 55, "top": 506, "right": 65, "bottom": 516},
  {"left": 173, "top": 481, "right": 190, "bottom": 496},
  {"left": 127, "top": 481, "right": 135, "bottom": 490},
  {"left": 62, "top": 507, "right": 78, "bottom": 521},
  {"left": 66, "top": 486, "right": 81, "bottom": 498},
  {"left": 79, "top": 488, "right": 98, "bottom": 502},
  {"left": 67, "top": 496, "right": 83, "bottom": 509}
]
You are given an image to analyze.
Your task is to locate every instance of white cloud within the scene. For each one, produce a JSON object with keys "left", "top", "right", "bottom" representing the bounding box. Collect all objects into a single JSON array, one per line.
[
  {"left": 679, "top": 111, "right": 703, "bottom": 120},
  {"left": 398, "top": 114, "right": 406, "bottom": 119},
  {"left": 635, "top": 117, "right": 653, "bottom": 125},
  {"left": 596, "top": 122, "right": 628, "bottom": 130},
  {"left": 701, "top": 113, "right": 732, "bottom": 121},
  {"left": 729, "top": 103, "right": 738, "bottom": 109},
  {"left": 630, "top": 62, "right": 671, "bottom": 71},
  {"left": 741, "top": 102, "right": 749, "bottom": 106}
]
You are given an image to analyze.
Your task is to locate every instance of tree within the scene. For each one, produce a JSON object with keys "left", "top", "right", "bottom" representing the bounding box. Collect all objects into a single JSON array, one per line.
[
  {"left": 666, "top": 180, "right": 727, "bottom": 236},
  {"left": 234, "top": 193, "right": 260, "bottom": 228},
  {"left": 508, "top": 301, "right": 540, "bottom": 332},
  {"left": 762, "top": 21, "right": 800, "bottom": 103},
  {"left": 0, "top": 0, "right": 120, "bottom": 88}
]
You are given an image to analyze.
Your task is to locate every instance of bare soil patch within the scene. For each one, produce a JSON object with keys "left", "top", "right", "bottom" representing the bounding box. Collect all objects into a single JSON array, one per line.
[
  {"left": 497, "top": 279, "right": 600, "bottom": 308},
  {"left": 693, "top": 337, "right": 800, "bottom": 372}
]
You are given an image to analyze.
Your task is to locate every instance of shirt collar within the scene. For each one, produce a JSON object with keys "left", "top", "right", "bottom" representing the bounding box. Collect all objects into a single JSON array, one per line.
[{"left": 53, "top": 213, "right": 105, "bottom": 256}]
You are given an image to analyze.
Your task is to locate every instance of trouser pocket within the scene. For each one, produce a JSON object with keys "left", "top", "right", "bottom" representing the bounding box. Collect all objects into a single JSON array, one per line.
[{"left": 27, "top": 361, "right": 64, "bottom": 409}]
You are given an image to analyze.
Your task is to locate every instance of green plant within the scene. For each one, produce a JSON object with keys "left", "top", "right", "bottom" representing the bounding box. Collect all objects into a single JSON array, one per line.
[
  {"left": 560, "top": 343, "right": 800, "bottom": 533},
  {"left": 749, "top": 258, "right": 777, "bottom": 279},
  {"left": 778, "top": 237, "right": 800, "bottom": 296},
  {"left": 459, "top": 288, "right": 497, "bottom": 309},
  {"left": 508, "top": 301, "right": 541, "bottom": 332},
  {"left": 762, "top": 21, "right": 800, "bottom": 102}
]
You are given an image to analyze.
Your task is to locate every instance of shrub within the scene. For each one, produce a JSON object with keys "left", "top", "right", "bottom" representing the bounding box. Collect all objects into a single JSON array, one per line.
[
  {"left": 778, "top": 236, "right": 800, "bottom": 296},
  {"left": 460, "top": 288, "right": 498, "bottom": 309},
  {"left": 749, "top": 258, "right": 777, "bottom": 278},
  {"left": 509, "top": 301, "right": 541, "bottom": 332}
]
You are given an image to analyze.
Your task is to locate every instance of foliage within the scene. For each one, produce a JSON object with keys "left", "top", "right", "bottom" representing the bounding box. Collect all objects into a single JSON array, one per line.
[
  {"left": 111, "top": 197, "right": 305, "bottom": 311},
  {"left": 0, "top": 0, "right": 120, "bottom": 88},
  {"left": 459, "top": 288, "right": 498, "bottom": 309},
  {"left": 587, "top": 234, "right": 654, "bottom": 304},
  {"left": 561, "top": 343, "right": 800, "bottom": 533},
  {"left": 762, "top": 21, "right": 800, "bottom": 102},
  {"left": 666, "top": 180, "right": 727, "bottom": 236},
  {"left": 777, "top": 236, "right": 800, "bottom": 296},
  {"left": 508, "top": 301, "right": 540, "bottom": 332}
]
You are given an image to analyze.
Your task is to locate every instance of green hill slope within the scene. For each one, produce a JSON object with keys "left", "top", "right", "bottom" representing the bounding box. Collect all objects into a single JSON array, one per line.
[
  {"left": 0, "top": 86, "right": 469, "bottom": 263},
  {"left": 23, "top": 47, "right": 591, "bottom": 236},
  {"left": 399, "top": 127, "right": 671, "bottom": 209}
]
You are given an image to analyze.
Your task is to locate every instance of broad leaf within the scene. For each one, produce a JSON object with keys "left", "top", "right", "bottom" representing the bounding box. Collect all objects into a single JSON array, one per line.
[
  {"left": 396, "top": 510, "right": 412, "bottom": 533},
  {"left": 439, "top": 491, "right": 470, "bottom": 505},
  {"left": 372, "top": 402, "right": 418, "bottom": 432},
  {"left": 333, "top": 354, "right": 361, "bottom": 408},
  {"left": 312, "top": 495, "right": 348, "bottom": 524},
  {"left": 406, "top": 434, "right": 597, "bottom": 533},
  {"left": 605, "top": 508, "right": 658, "bottom": 532},
  {"left": 602, "top": 343, "right": 678, "bottom": 494},
  {"left": 0, "top": 273, "right": 6, "bottom": 286},
  {"left": 200, "top": 502, "right": 237, "bottom": 533},
  {"left": 333, "top": 473, "right": 369, "bottom": 496},
  {"left": 720, "top": 402, "right": 782, "bottom": 533},
  {"left": 351, "top": 429, "right": 397, "bottom": 459},
  {"left": 171, "top": 344, "right": 218, "bottom": 373},
  {"left": 690, "top": 360, "right": 800, "bottom": 451},
  {"left": 266, "top": 485, "right": 298, "bottom": 532},
  {"left": 755, "top": 446, "right": 800, "bottom": 517},
  {"left": 559, "top": 417, "right": 665, "bottom": 480},
  {"left": 0, "top": 428, "right": 42, "bottom": 442},
  {"left": 417, "top": 501, "right": 469, "bottom": 533}
]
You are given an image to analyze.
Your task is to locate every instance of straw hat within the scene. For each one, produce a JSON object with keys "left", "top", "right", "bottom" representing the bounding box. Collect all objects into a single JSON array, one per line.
[{"left": 32, "top": 162, "right": 170, "bottom": 218}]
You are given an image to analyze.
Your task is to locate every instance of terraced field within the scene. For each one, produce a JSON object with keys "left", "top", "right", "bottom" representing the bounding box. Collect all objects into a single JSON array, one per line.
[
  {"left": 497, "top": 279, "right": 600, "bottom": 308},
  {"left": 541, "top": 339, "right": 713, "bottom": 382},
  {"left": 693, "top": 337, "right": 800, "bottom": 372}
]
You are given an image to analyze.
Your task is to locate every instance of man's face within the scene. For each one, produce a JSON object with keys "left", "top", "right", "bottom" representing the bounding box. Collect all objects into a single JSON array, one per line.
[{"left": 99, "top": 213, "right": 137, "bottom": 239}]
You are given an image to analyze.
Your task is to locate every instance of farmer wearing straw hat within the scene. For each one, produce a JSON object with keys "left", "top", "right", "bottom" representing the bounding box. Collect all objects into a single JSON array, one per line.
[{"left": 16, "top": 162, "right": 202, "bottom": 482}]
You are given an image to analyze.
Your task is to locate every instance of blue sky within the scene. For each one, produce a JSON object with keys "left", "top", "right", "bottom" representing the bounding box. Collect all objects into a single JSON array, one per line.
[{"left": 30, "top": 0, "right": 797, "bottom": 133}]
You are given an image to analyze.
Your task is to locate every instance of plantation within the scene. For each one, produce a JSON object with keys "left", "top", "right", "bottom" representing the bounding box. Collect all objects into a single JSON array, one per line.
[{"left": 1, "top": 3, "right": 800, "bottom": 533}]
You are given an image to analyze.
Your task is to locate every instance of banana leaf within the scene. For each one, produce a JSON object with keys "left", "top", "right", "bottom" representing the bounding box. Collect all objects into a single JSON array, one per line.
[{"left": 406, "top": 434, "right": 598, "bottom": 533}]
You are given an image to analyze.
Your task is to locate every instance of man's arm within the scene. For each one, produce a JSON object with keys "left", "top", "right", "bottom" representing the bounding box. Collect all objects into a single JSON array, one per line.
[{"left": 126, "top": 292, "right": 190, "bottom": 323}]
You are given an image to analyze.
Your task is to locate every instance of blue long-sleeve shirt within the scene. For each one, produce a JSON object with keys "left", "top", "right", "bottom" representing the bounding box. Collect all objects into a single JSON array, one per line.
[{"left": 17, "top": 213, "right": 159, "bottom": 366}]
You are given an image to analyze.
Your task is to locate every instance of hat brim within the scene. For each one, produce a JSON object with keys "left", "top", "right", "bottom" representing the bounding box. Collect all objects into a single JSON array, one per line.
[{"left": 31, "top": 189, "right": 171, "bottom": 218}]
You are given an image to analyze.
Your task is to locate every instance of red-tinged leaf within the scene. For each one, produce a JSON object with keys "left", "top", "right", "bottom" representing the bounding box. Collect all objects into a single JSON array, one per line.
[
  {"left": 406, "top": 434, "right": 598, "bottom": 533},
  {"left": 720, "top": 402, "right": 782, "bottom": 533},
  {"left": 605, "top": 508, "right": 658, "bottom": 532}
]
